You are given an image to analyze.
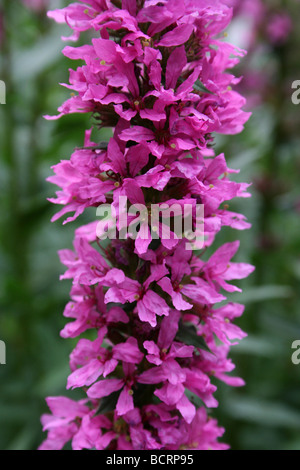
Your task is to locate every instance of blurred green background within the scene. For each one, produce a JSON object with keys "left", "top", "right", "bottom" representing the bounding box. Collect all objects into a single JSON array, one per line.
[{"left": 0, "top": 0, "right": 299, "bottom": 450}]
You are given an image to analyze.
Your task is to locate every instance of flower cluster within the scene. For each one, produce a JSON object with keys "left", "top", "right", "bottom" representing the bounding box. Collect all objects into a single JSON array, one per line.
[{"left": 40, "top": 0, "right": 254, "bottom": 450}]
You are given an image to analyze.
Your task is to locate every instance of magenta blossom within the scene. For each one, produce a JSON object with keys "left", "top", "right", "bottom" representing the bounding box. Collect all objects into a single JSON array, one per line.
[{"left": 267, "top": 13, "right": 292, "bottom": 45}]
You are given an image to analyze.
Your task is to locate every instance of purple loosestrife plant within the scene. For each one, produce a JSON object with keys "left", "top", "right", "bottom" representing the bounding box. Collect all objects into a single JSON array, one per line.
[{"left": 40, "top": 0, "right": 254, "bottom": 450}]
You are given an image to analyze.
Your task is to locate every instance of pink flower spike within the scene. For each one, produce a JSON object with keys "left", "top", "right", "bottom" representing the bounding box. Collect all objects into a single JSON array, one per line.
[{"left": 41, "top": 0, "right": 254, "bottom": 450}]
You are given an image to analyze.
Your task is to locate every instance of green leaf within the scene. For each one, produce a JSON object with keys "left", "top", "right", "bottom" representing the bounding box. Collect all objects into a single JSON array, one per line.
[
  {"left": 96, "top": 390, "right": 120, "bottom": 415},
  {"left": 134, "top": 383, "right": 157, "bottom": 408},
  {"left": 231, "top": 335, "right": 283, "bottom": 357},
  {"left": 185, "top": 390, "right": 204, "bottom": 408},
  {"left": 225, "top": 396, "right": 300, "bottom": 429},
  {"left": 193, "top": 80, "right": 214, "bottom": 95},
  {"left": 227, "top": 285, "right": 293, "bottom": 304},
  {"left": 176, "top": 320, "right": 211, "bottom": 352},
  {"left": 12, "top": 26, "right": 68, "bottom": 82}
]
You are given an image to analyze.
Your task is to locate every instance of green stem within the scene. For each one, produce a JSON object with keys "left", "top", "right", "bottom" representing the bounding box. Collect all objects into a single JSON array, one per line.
[{"left": 1, "top": 0, "right": 27, "bottom": 280}]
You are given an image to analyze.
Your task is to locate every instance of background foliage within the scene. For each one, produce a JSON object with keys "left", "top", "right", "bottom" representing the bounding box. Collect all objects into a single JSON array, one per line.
[{"left": 0, "top": 0, "right": 299, "bottom": 450}]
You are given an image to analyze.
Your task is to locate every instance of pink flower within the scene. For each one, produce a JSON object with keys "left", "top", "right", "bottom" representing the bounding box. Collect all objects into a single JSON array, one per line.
[
  {"left": 179, "top": 408, "right": 229, "bottom": 450},
  {"left": 104, "top": 263, "right": 170, "bottom": 327},
  {"left": 141, "top": 332, "right": 197, "bottom": 423},
  {"left": 67, "top": 329, "right": 143, "bottom": 389},
  {"left": 267, "top": 13, "right": 292, "bottom": 45},
  {"left": 60, "top": 284, "right": 129, "bottom": 339},
  {"left": 39, "top": 397, "right": 90, "bottom": 450},
  {"left": 195, "top": 241, "right": 255, "bottom": 293},
  {"left": 88, "top": 363, "right": 142, "bottom": 417}
]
